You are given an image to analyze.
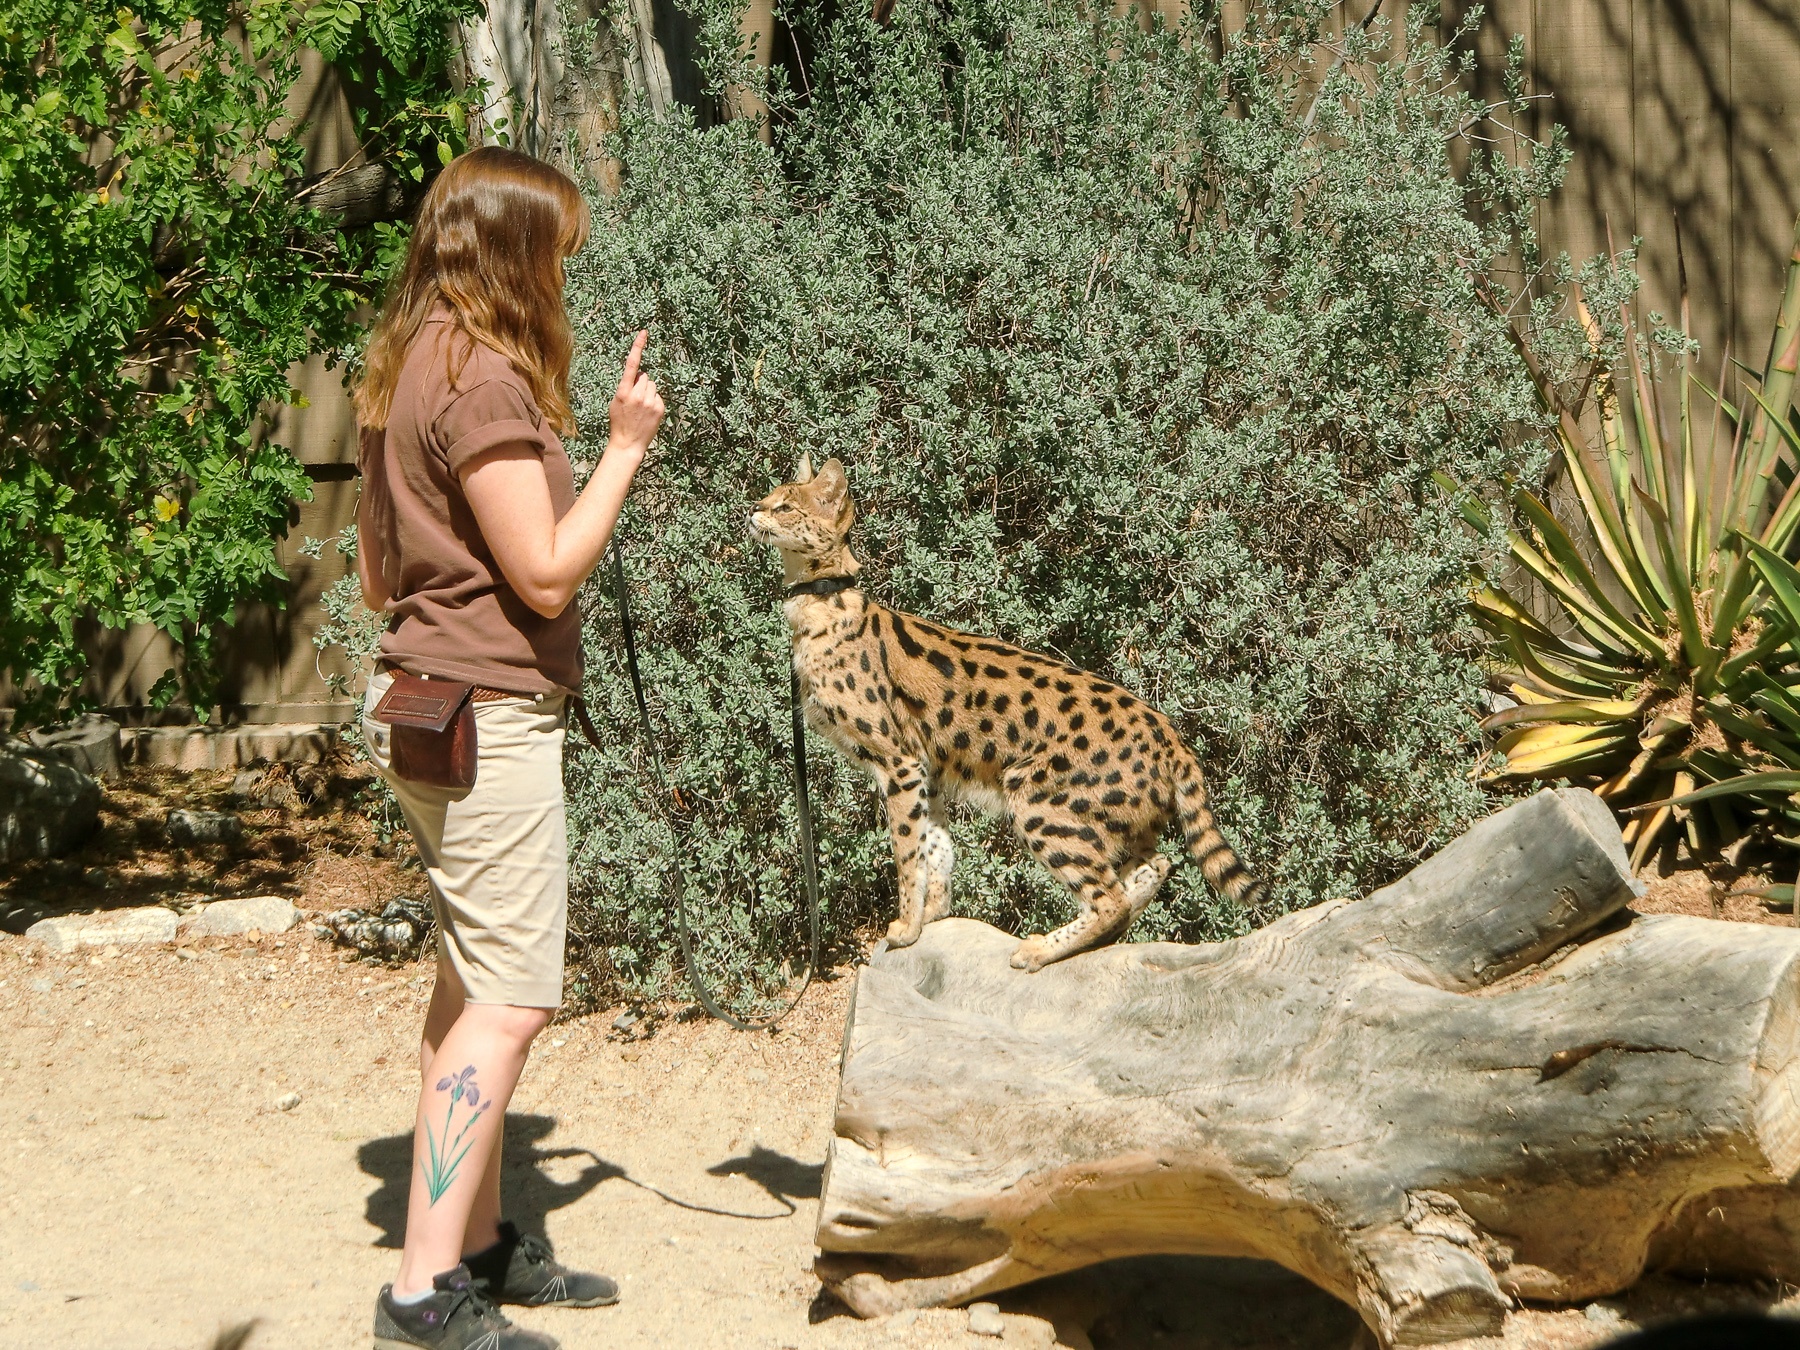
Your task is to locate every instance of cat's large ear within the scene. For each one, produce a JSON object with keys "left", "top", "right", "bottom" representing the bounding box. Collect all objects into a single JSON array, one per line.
[
  {"left": 795, "top": 450, "right": 815, "bottom": 484},
  {"left": 814, "top": 458, "right": 852, "bottom": 521}
]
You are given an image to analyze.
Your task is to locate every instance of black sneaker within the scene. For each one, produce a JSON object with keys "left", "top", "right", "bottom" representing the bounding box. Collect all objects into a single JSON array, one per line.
[
  {"left": 464, "top": 1221, "right": 620, "bottom": 1309},
  {"left": 373, "top": 1263, "right": 559, "bottom": 1350}
]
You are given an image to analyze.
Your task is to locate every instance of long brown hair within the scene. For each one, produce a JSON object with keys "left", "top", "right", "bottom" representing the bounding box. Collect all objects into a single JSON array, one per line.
[{"left": 354, "top": 147, "right": 590, "bottom": 433}]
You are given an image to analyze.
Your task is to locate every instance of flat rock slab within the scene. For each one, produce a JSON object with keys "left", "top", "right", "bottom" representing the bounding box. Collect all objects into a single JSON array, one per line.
[
  {"left": 166, "top": 809, "right": 243, "bottom": 846},
  {"left": 185, "top": 895, "right": 299, "bottom": 937},
  {"left": 26, "top": 907, "right": 178, "bottom": 954}
]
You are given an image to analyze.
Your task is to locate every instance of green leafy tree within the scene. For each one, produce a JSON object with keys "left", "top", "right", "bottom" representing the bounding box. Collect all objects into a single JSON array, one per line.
[
  {"left": 559, "top": 0, "right": 1565, "bottom": 1011},
  {"left": 0, "top": 0, "right": 476, "bottom": 720}
]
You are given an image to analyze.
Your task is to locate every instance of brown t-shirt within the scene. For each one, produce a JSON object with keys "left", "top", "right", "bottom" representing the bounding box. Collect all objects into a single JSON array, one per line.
[{"left": 359, "top": 313, "right": 582, "bottom": 695}]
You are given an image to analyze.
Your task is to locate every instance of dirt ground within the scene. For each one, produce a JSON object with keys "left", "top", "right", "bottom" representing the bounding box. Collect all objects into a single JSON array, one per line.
[{"left": 3, "top": 768, "right": 1799, "bottom": 1349}]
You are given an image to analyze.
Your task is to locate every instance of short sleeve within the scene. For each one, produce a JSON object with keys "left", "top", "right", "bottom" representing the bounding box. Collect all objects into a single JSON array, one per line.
[{"left": 436, "top": 376, "right": 548, "bottom": 477}]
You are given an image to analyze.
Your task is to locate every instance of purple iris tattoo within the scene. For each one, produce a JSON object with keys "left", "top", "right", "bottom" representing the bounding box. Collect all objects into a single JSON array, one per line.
[{"left": 422, "top": 1064, "right": 491, "bottom": 1204}]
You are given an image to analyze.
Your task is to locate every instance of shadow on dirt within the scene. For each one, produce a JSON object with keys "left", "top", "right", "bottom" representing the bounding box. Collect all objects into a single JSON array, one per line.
[
  {"left": 359, "top": 1114, "right": 621, "bottom": 1248},
  {"left": 359, "top": 1121, "right": 823, "bottom": 1246},
  {"left": 706, "top": 1144, "right": 823, "bottom": 1214}
]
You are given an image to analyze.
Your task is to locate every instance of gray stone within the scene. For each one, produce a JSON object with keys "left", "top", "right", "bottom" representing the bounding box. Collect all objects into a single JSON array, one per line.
[
  {"left": 166, "top": 808, "right": 243, "bottom": 846},
  {"left": 322, "top": 897, "right": 431, "bottom": 957},
  {"left": 0, "top": 896, "right": 47, "bottom": 935},
  {"left": 0, "top": 741, "right": 100, "bottom": 861},
  {"left": 230, "top": 768, "right": 299, "bottom": 810},
  {"left": 26, "top": 907, "right": 179, "bottom": 953},
  {"left": 27, "top": 714, "right": 122, "bottom": 780},
  {"left": 186, "top": 895, "right": 299, "bottom": 937},
  {"left": 968, "top": 1303, "right": 1005, "bottom": 1338},
  {"left": 274, "top": 1091, "right": 301, "bottom": 1112}
]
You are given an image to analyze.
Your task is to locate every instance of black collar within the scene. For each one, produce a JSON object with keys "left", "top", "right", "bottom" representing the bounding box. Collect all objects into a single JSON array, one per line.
[{"left": 785, "top": 575, "right": 859, "bottom": 599}]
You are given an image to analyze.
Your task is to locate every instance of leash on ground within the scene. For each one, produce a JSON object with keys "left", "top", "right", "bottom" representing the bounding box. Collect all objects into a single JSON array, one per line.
[{"left": 569, "top": 536, "right": 821, "bottom": 1032}]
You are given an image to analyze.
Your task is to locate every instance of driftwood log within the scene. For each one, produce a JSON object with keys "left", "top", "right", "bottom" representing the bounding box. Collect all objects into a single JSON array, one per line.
[{"left": 813, "top": 788, "right": 1800, "bottom": 1346}]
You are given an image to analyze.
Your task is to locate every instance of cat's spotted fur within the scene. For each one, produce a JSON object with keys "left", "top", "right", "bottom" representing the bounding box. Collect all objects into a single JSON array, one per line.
[{"left": 750, "top": 455, "right": 1266, "bottom": 970}]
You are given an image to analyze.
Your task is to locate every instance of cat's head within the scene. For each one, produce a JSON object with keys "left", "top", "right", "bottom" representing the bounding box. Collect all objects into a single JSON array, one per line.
[{"left": 749, "top": 452, "right": 857, "bottom": 565}]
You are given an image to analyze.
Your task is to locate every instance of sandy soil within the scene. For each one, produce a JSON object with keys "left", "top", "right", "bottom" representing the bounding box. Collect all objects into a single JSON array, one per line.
[{"left": 2, "top": 918, "right": 1795, "bottom": 1350}]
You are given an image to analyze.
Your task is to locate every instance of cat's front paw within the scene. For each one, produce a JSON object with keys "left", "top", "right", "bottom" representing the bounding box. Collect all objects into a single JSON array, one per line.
[
  {"left": 1010, "top": 936, "right": 1051, "bottom": 972},
  {"left": 886, "top": 917, "right": 923, "bottom": 948}
]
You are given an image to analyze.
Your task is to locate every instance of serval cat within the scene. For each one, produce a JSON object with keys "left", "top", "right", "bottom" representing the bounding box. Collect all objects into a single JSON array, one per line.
[{"left": 749, "top": 454, "right": 1267, "bottom": 971}]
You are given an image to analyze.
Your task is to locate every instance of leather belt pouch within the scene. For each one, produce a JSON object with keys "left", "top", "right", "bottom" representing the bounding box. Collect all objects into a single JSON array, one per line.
[{"left": 373, "top": 672, "right": 477, "bottom": 789}]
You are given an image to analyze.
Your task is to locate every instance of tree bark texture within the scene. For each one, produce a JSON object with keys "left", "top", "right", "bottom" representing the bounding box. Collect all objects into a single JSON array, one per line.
[
  {"left": 456, "top": 0, "right": 631, "bottom": 185},
  {"left": 813, "top": 788, "right": 1800, "bottom": 1347}
]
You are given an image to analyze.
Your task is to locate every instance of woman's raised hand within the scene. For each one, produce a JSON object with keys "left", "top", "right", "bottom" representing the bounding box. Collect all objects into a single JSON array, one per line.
[{"left": 608, "top": 329, "right": 666, "bottom": 457}]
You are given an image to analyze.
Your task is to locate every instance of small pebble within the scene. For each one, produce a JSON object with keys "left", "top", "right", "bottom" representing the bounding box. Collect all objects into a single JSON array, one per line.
[
  {"left": 969, "top": 1302, "right": 1005, "bottom": 1337},
  {"left": 30, "top": 979, "right": 51, "bottom": 993},
  {"left": 747, "top": 1068, "right": 769, "bottom": 1084},
  {"left": 612, "top": 1010, "right": 640, "bottom": 1032},
  {"left": 551, "top": 1038, "right": 567, "bottom": 1048},
  {"left": 275, "top": 1091, "right": 302, "bottom": 1112},
  {"left": 17, "top": 1280, "right": 37, "bottom": 1293}
]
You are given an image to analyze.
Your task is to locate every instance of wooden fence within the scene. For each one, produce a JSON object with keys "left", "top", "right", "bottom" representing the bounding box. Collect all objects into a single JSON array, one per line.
[{"left": 58, "top": 0, "right": 1800, "bottom": 726}]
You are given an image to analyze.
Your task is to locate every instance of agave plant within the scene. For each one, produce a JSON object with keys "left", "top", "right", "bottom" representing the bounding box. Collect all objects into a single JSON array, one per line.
[{"left": 1448, "top": 215, "right": 1800, "bottom": 869}]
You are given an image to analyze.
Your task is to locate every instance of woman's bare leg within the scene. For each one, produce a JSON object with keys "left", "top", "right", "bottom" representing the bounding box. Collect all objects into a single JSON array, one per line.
[
  {"left": 395, "top": 987, "right": 552, "bottom": 1297},
  {"left": 416, "top": 961, "right": 507, "bottom": 1258}
]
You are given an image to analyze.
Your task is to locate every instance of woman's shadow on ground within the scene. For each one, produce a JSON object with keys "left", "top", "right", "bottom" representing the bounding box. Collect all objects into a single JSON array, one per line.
[
  {"left": 359, "top": 1114, "right": 621, "bottom": 1248},
  {"left": 359, "top": 1117, "right": 823, "bottom": 1247}
]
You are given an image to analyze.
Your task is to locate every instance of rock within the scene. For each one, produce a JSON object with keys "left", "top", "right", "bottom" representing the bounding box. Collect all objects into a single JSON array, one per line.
[
  {"left": 969, "top": 1303, "right": 1005, "bottom": 1338},
  {"left": 186, "top": 895, "right": 299, "bottom": 937},
  {"left": 612, "top": 1009, "right": 641, "bottom": 1032},
  {"left": 0, "top": 896, "right": 47, "bottom": 935},
  {"left": 27, "top": 714, "right": 122, "bottom": 780},
  {"left": 0, "top": 741, "right": 100, "bottom": 861},
  {"left": 230, "top": 768, "right": 299, "bottom": 811},
  {"left": 274, "top": 1091, "right": 301, "bottom": 1111},
  {"left": 323, "top": 897, "right": 432, "bottom": 958},
  {"left": 26, "top": 907, "right": 179, "bottom": 954},
  {"left": 166, "top": 808, "right": 243, "bottom": 846}
]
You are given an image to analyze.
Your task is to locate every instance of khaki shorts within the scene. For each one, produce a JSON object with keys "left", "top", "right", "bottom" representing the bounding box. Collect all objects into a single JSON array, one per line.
[{"left": 363, "top": 669, "right": 569, "bottom": 1008}]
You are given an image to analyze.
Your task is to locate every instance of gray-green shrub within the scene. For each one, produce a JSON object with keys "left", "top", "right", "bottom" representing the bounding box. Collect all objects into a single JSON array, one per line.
[{"left": 560, "top": 0, "right": 1559, "bottom": 1013}]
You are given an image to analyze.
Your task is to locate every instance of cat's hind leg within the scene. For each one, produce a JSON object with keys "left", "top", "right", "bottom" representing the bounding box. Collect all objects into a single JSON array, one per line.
[
  {"left": 1009, "top": 833, "right": 1131, "bottom": 972},
  {"left": 1121, "top": 853, "right": 1173, "bottom": 929},
  {"left": 881, "top": 760, "right": 952, "bottom": 948}
]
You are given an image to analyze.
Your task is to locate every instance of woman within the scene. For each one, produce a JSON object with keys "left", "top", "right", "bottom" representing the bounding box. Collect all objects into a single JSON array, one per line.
[{"left": 352, "top": 146, "right": 664, "bottom": 1350}]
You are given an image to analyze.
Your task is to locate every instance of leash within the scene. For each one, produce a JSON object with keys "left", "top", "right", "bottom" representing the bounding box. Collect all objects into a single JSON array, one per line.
[{"left": 569, "top": 536, "right": 821, "bottom": 1032}]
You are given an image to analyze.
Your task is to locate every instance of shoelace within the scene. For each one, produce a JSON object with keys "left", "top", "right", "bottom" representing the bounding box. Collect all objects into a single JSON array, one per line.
[
  {"left": 512, "top": 1232, "right": 559, "bottom": 1274},
  {"left": 437, "top": 1281, "right": 507, "bottom": 1334}
]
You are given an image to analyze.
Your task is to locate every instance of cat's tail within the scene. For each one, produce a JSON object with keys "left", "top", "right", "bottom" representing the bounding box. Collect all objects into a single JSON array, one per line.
[{"left": 1172, "top": 749, "right": 1268, "bottom": 908}]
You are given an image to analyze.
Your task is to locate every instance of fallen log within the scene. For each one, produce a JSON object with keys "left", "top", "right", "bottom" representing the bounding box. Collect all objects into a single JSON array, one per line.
[{"left": 813, "top": 788, "right": 1800, "bottom": 1346}]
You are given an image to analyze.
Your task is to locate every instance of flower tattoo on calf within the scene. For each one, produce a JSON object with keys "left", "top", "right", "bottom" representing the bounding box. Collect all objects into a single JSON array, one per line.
[{"left": 421, "top": 1065, "right": 490, "bottom": 1205}]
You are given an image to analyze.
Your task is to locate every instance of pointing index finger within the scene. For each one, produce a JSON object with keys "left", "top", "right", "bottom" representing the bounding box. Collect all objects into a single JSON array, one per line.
[{"left": 619, "top": 330, "right": 648, "bottom": 390}]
